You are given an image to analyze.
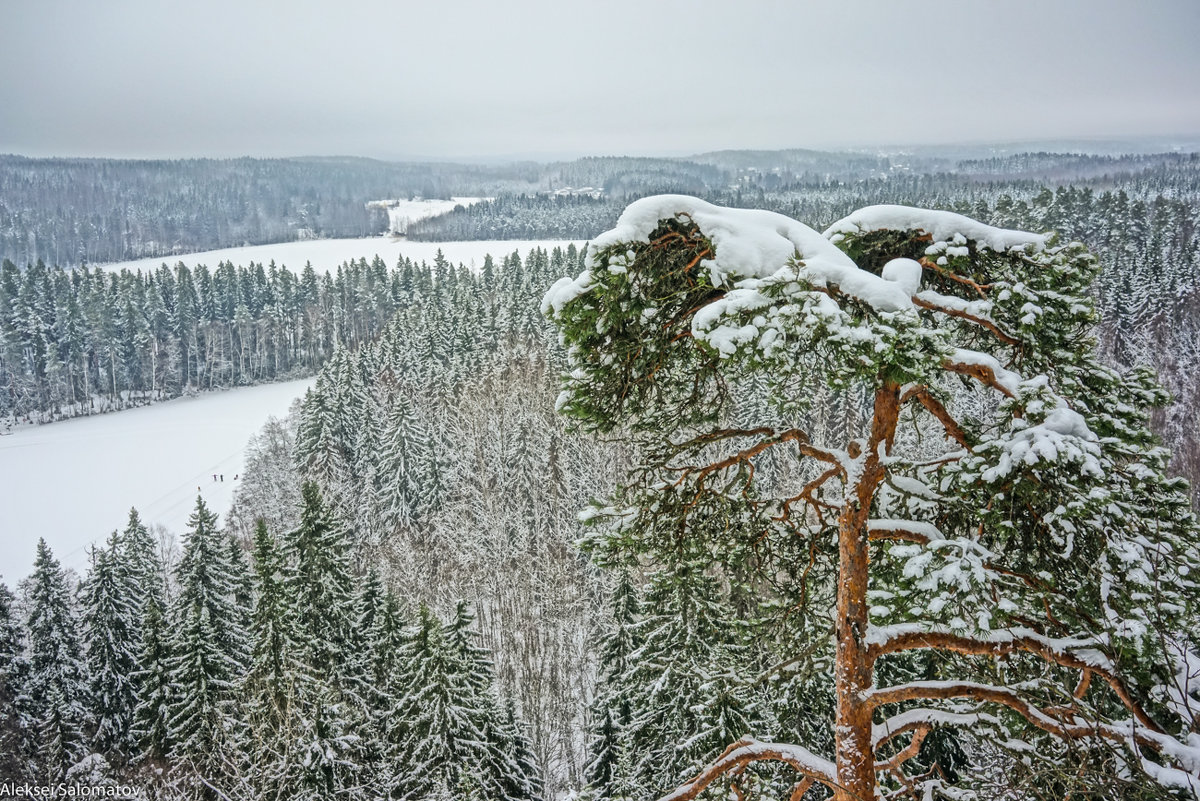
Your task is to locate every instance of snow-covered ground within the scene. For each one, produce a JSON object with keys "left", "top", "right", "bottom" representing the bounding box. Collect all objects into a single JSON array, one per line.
[
  {"left": 366, "top": 197, "right": 486, "bottom": 234},
  {"left": 96, "top": 237, "right": 585, "bottom": 275},
  {"left": 0, "top": 377, "right": 314, "bottom": 583}
]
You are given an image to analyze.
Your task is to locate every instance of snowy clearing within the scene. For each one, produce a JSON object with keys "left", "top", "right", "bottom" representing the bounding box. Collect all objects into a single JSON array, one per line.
[
  {"left": 96, "top": 236, "right": 585, "bottom": 275},
  {"left": 365, "top": 197, "right": 486, "bottom": 234},
  {"left": 0, "top": 377, "right": 314, "bottom": 583}
]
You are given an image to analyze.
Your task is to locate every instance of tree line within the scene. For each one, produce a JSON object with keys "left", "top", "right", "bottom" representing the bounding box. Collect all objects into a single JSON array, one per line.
[
  {"left": 0, "top": 155, "right": 547, "bottom": 267},
  {"left": 0, "top": 489, "right": 542, "bottom": 800},
  {"left": 0, "top": 247, "right": 581, "bottom": 423}
]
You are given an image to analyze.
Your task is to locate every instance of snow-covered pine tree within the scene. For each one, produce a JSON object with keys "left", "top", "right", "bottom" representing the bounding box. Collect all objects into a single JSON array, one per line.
[
  {"left": 81, "top": 539, "right": 140, "bottom": 769},
  {"left": 615, "top": 565, "right": 759, "bottom": 801},
  {"left": 444, "top": 600, "right": 543, "bottom": 801},
  {"left": 166, "top": 496, "right": 246, "bottom": 786},
  {"left": 388, "top": 603, "right": 462, "bottom": 799},
  {"left": 544, "top": 196, "right": 1200, "bottom": 800},
  {"left": 242, "top": 518, "right": 303, "bottom": 793},
  {"left": 389, "top": 602, "right": 540, "bottom": 801},
  {"left": 24, "top": 538, "right": 92, "bottom": 781},
  {"left": 0, "top": 581, "right": 33, "bottom": 778},
  {"left": 284, "top": 482, "right": 363, "bottom": 795},
  {"left": 341, "top": 569, "right": 392, "bottom": 784},
  {"left": 295, "top": 371, "right": 352, "bottom": 492},
  {"left": 226, "top": 532, "right": 255, "bottom": 655},
  {"left": 117, "top": 508, "right": 165, "bottom": 624},
  {"left": 375, "top": 392, "right": 437, "bottom": 535},
  {"left": 586, "top": 571, "right": 642, "bottom": 799},
  {"left": 287, "top": 481, "right": 358, "bottom": 686},
  {"left": 131, "top": 595, "right": 171, "bottom": 768},
  {"left": 500, "top": 697, "right": 544, "bottom": 801},
  {"left": 367, "top": 585, "right": 407, "bottom": 696}
]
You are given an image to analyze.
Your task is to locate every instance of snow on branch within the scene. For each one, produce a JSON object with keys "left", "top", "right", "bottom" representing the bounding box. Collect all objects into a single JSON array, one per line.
[
  {"left": 942, "top": 348, "right": 1022, "bottom": 397},
  {"left": 912, "top": 293, "right": 1019, "bottom": 345},
  {"left": 824, "top": 205, "right": 1048, "bottom": 254},
  {"left": 866, "top": 626, "right": 1166, "bottom": 734},
  {"left": 545, "top": 195, "right": 922, "bottom": 317},
  {"left": 656, "top": 737, "right": 837, "bottom": 801},
  {"left": 866, "top": 681, "right": 1200, "bottom": 795},
  {"left": 867, "top": 518, "right": 946, "bottom": 544},
  {"left": 872, "top": 707, "right": 1004, "bottom": 751}
]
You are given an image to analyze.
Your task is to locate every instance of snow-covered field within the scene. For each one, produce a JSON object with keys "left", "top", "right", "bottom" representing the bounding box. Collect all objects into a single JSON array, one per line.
[
  {"left": 0, "top": 377, "right": 314, "bottom": 583},
  {"left": 97, "top": 236, "right": 585, "bottom": 275},
  {"left": 366, "top": 197, "right": 486, "bottom": 234}
]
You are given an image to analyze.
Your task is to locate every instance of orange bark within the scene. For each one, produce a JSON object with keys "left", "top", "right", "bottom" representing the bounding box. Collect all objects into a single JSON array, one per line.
[
  {"left": 912, "top": 295, "right": 1019, "bottom": 345},
  {"left": 833, "top": 382, "right": 901, "bottom": 801},
  {"left": 917, "top": 256, "right": 993, "bottom": 297},
  {"left": 867, "top": 681, "right": 1169, "bottom": 754},
  {"left": 941, "top": 359, "right": 1017, "bottom": 398},
  {"left": 660, "top": 739, "right": 836, "bottom": 801},
  {"left": 869, "top": 631, "right": 1163, "bottom": 734},
  {"left": 904, "top": 385, "right": 971, "bottom": 447}
]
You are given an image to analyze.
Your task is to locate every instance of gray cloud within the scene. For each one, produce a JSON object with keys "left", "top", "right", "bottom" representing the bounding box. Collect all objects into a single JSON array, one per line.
[{"left": 1, "top": 0, "right": 1197, "bottom": 159}]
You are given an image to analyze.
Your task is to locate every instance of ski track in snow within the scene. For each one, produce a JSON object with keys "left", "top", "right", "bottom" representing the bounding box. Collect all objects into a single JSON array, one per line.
[
  {"left": 0, "top": 378, "right": 314, "bottom": 583},
  {"left": 96, "top": 237, "right": 585, "bottom": 275}
]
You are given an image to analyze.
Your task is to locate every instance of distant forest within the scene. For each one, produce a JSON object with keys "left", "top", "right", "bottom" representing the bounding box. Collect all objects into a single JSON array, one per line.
[
  {"left": 5, "top": 150, "right": 1195, "bottom": 266},
  {"left": 0, "top": 156, "right": 543, "bottom": 266}
]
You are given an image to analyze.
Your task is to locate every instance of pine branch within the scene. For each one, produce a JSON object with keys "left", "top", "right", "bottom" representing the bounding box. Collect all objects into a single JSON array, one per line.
[
  {"left": 656, "top": 737, "right": 838, "bottom": 801},
  {"left": 867, "top": 630, "right": 1163, "bottom": 734}
]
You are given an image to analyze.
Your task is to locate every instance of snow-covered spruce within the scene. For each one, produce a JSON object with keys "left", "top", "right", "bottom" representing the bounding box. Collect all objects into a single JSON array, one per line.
[{"left": 545, "top": 195, "right": 1200, "bottom": 800}]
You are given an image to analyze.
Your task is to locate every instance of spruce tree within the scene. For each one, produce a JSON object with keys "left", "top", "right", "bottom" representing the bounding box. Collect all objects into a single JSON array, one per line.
[
  {"left": 284, "top": 482, "right": 362, "bottom": 795},
  {"left": 24, "top": 539, "right": 92, "bottom": 780},
  {"left": 81, "top": 541, "right": 140, "bottom": 768},
  {"left": 117, "top": 508, "right": 165, "bottom": 625},
  {"left": 287, "top": 482, "right": 357, "bottom": 685},
  {"left": 586, "top": 571, "right": 642, "bottom": 799},
  {"left": 389, "top": 604, "right": 470, "bottom": 800},
  {"left": 362, "top": 585, "right": 407, "bottom": 793},
  {"left": 167, "top": 496, "right": 245, "bottom": 784},
  {"left": 131, "top": 595, "right": 172, "bottom": 767},
  {"left": 0, "top": 581, "right": 32, "bottom": 778},
  {"left": 375, "top": 392, "right": 436, "bottom": 533},
  {"left": 499, "top": 698, "right": 543, "bottom": 801},
  {"left": 444, "top": 601, "right": 542, "bottom": 801},
  {"left": 242, "top": 518, "right": 302, "bottom": 795},
  {"left": 617, "top": 567, "right": 757, "bottom": 801},
  {"left": 226, "top": 533, "right": 255, "bottom": 664},
  {"left": 388, "top": 603, "right": 541, "bottom": 801}
]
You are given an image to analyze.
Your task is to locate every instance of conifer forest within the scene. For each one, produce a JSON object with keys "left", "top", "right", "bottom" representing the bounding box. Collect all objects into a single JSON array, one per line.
[{"left": 3, "top": 148, "right": 1200, "bottom": 800}]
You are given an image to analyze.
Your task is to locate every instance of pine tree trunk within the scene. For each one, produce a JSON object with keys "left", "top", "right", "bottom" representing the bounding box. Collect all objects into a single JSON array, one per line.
[
  {"left": 834, "top": 505, "right": 876, "bottom": 801},
  {"left": 833, "top": 382, "right": 898, "bottom": 801}
]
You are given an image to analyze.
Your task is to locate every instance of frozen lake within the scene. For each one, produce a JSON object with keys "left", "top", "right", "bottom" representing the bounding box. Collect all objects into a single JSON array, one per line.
[{"left": 0, "top": 377, "right": 314, "bottom": 583}]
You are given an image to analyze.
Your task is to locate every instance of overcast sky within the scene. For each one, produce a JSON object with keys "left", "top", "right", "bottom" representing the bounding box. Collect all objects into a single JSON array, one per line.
[{"left": 2, "top": 0, "right": 1198, "bottom": 161}]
